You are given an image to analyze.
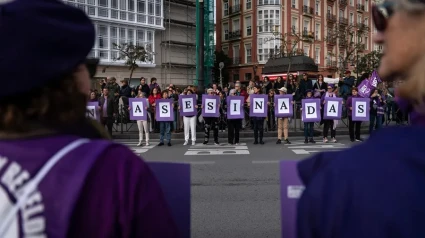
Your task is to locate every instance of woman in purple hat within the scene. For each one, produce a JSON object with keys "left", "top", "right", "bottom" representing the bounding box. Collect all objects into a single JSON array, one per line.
[{"left": 0, "top": 1, "right": 178, "bottom": 237}]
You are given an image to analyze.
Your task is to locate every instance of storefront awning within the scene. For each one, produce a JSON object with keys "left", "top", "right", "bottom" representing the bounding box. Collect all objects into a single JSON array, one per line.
[{"left": 262, "top": 55, "right": 318, "bottom": 77}]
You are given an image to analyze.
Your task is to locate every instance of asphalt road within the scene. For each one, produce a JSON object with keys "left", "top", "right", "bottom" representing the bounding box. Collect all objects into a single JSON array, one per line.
[{"left": 115, "top": 136, "right": 360, "bottom": 238}]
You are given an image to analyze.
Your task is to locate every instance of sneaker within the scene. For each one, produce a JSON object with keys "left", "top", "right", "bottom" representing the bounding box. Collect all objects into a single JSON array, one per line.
[
  {"left": 168, "top": 142, "right": 172, "bottom": 146},
  {"left": 203, "top": 141, "right": 208, "bottom": 145},
  {"left": 309, "top": 138, "right": 316, "bottom": 143},
  {"left": 355, "top": 138, "right": 363, "bottom": 142},
  {"left": 183, "top": 141, "right": 188, "bottom": 146},
  {"left": 331, "top": 137, "right": 337, "bottom": 143},
  {"left": 192, "top": 141, "right": 196, "bottom": 146},
  {"left": 260, "top": 141, "right": 265, "bottom": 145},
  {"left": 254, "top": 141, "right": 258, "bottom": 145},
  {"left": 276, "top": 139, "right": 282, "bottom": 144},
  {"left": 158, "top": 142, "right": 164, "bottom": 146},
  {"left": 284, "top": 139, "right": 291, "bottom": 144},
  {"left": 323, "top": 137, "right": 328, "bottom": 143},
  {"left": 304, "top": 138, "right": 308, "bottom": 144},
  {"left": 235, "top": 143, "right": 240, "bottom": 145},
  {"left": 350, "top": 139, "right": 355, "bottom": 142},
  {"left": 214, "top": 142, "right": 220, "bottom": 145},
  {"left": 137, "top": 142, "right": 142, "bottom": 146},
  {"left": 146, "top": 142, "right": 150, "bottom": 146}
]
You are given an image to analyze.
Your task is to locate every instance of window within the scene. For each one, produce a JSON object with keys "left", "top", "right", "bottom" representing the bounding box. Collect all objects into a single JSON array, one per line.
[
  {"left": 246, "top": 0, "right": 252, "bottom": 9},
  {"left": 224, "top": 1, "right": 229, "bottom": 15},
  {"left": 258, "top": 38, "right": 280, "bottom": 63},
  {"left": 327, "top": 6, "right": 332, "bottom": 14},
  {"left": 92, "top": 23, "right": 154, "bottom": 63},
  {"left": 349, "top": 0, "right": 353, "bottom": 6},
  {"left": 258, "top": 10, "right": 280, "bottom": 33},
  {"left": 245, "top": 73, "right": 252, "bottom": 81},
  {"left": 365, "top": 0, "right": 369, "bottom": 11},
  {"left": 292, "top": 0, "right": 297, "bottom": 8},
  {"left": 291, "top": 17, "right": 298, "bottom": 33},
  {"left": 303, "top": 45, "right": 309, "bottom": 56},
  {"left": 303, "top": 0, "right": 309, "bottom": 6},
  {"left": 339, "top": 9, "right": 344, "bottom": 17},
  {"left": 315, "top": 47, "right": 320, "bottom": 64},
  {"left": 258, "top": 0, "right": 280, "bottom": 5},
  {"left": 245, "top": 43, "right": 252, "bottom": 63},
  {"left": 233, "top": 74, "right": 240, "bottom": 81},
  {"left": 223, "top": 23, "right": 229, "bottom": 40},
  {"left": 245, "top": 16, "right": 252, "bottom": 36},
  {"left": 357, "top": 15, "right": 362, "bottom": 24},
  {"left": 233, "top": 45, "right": 240, "bottom": 64},
  {"left": 364, "top": 17, "right": 368, "bottom": 27},
  {"left": 365, "top": 36, "right": 368, "bottom": 49},
  {"left": 315, "top": 1, "right": 320, "bottom": 15},
  {"left": 315, "top": 23, "right": 320, "bottom": 40},
  {"left": 349, "top": 12, "right": 354, "bottom": 24},
  {"left": 232, "top": 18, "right": 240, "bottom": 31},
  {"left": 303, "top": 20, "right": 309, "bottom": 32},
  {"left": 222, "top": 46, "right": 229, "bottom": 55}
]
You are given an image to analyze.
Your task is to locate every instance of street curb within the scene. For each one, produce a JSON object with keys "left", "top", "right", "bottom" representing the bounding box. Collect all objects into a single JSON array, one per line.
[{"left": 112, "top": 129, "right": 370, "bottom": 140}]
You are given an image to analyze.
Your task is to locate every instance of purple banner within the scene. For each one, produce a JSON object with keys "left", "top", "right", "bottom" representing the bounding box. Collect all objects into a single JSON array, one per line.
[
  {"left": 155, "top": 99, "right": 174, "bottom": 121},
  {"left": 369, "top": 70, "right": 382, "bottom": 87},
  {"left": 358, "top": 70, "right": 381, "bottom": 98},
  {"left": 226, "top": 96, "right": 244, "bottom": 119},
  {"left": 86, "top": 102, "right": 100, "bottom": 121},
  {"left": 280, "top": 160, "right": 304, "bottom": 238},
  {"left": 301, "top": 98, "right": 321, "bottom": 122},
  {"left": 249, "top": 94, "right": 268, "bottom": 117},
  {"left": 147, "top": 162, "right": 191, "bottom": 238},
  {"left": 179, "top": 94, "right": 197, "bottom": 117},
  {"left": 202, "top": 95, "right": 220, "bottom": 118},
  {"left": 352, "top": 97, "right": 370, "bottom": 121},
  {"left": 129, "top": 98, "right": 148, "bottom": 121},
  {"left": 323, "top": 97, "right": 343, "bottom": 120},
  {"left": 274, "top": 94, "right": 294, "bottom": 118}
]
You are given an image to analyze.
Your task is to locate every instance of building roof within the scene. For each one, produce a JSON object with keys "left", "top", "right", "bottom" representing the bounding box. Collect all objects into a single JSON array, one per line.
[{"left": 262, "top": 55, "right": 318, "bottom": 74}]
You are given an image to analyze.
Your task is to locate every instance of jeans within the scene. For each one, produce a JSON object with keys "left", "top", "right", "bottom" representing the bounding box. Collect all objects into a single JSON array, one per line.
[
  {"left": 159, "top": 121, "right": 171, "bottom": 143},
  {"left": 252, "top": 118, "right": 265, "bottom": 142},
  {"left": 369, "top": 114, "right": 383, "bottom": 134},
  {"left": 304, "top": 122, "right": 314, "bottom": 138},
  {"left": 227, "top": 119, "right": 242, "bottom": 144},
  {"left": 323, "top": 120, "right": 336, "bottom": 138},
  {"left": 348, "top": 116, "right": 362, "bottom": 140},
  {"left": 101, "top": 117, "right": 113, "bottom": 136}
]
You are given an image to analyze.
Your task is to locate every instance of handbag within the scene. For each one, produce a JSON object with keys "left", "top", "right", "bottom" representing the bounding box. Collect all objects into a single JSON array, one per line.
[{"left": 314, "top": 83, "right": 321, "bottom": 98}]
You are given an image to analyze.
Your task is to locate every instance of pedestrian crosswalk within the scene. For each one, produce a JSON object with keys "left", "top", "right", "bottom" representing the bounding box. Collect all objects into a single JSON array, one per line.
[
  {"left": 284, "top": 140, "right": 349, "bottom": 155},
  {"left": 184, "top": 143, "right": 250, "bottom": 156},
  {"left": 117, "top": 141, "right": 156, "bottom": 155}
]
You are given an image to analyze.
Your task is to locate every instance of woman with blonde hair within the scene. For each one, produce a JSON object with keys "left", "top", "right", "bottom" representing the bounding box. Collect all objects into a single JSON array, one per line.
[
  {"left": 297, "top": 1, "right": 425, "bottom": 236},
  {"left": 0, "top": 1, "right": 178, "bottom": 236}
]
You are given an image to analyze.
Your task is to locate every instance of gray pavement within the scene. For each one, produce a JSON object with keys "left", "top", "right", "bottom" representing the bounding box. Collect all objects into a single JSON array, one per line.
[{"left": 115, "top": 136, "right": 362, "bottom": 238}]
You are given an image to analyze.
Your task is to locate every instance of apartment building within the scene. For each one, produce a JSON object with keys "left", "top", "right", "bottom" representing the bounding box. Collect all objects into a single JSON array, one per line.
[
  {"left": 64, "top": 0, "right": 196, "bottom": 89},
  {"left": 216, "top": 0, "right": 376, "bottom": 81}
]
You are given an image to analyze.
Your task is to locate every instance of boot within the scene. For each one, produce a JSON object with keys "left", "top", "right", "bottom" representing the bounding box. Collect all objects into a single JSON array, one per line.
[
  {"left": 304, "top": 138, "right": 308, "bottom": 143},
  {"left": 309, "top": 138, "right": 316, "bottom": 144},
  {"left": 259, "top": 130, "right": 264, "bottom": 144}
]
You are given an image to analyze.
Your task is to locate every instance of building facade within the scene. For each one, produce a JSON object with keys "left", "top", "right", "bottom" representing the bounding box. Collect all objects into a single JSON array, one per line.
[
  {"left": 215, "top": 0, "right": 377, "bottom": 81},
  {"left": 64, "top": 0, "right": 196, "bottom": 89}
]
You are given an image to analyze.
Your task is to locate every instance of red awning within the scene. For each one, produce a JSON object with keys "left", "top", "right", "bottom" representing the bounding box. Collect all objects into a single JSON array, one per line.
[{"left": 261, "top": 73, "right": 299, "bottom": 81}]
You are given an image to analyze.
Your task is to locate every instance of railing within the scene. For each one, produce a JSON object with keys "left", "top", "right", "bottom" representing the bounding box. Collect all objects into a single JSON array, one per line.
[
  {"left": 229, "top": 4, "right": 241, "bottom": 14},
  {"left": 339, "top": 17, "right": 348, "bottom": 25},
  {"left": 339, "top": 0, "right": 347, "bottom": 7},
  {"left": 339, "top": 40, "right": 347, "bottom": 47},
  {"left": 357, "top": 44, "right": 366, "bottom": 51},
  {"left": 303, "top": 5, "right": 314, "bottom": 15},
  {"left": 357, "top": 3, "right": 365, "bottom": 11},
  {"left": 357, "top": 23, "right": 368, "bottom": 29},
  {"left": 326, "top": 36, "right": 337, "bottom": 45},
  {"left": 302, "top": 30, "right": 315, "bottom": 39},
  {"left": 228, "top": 30, "right": 241, "bottom": 40},
  {"left": 232, "top": 57, "right": 241, "bottom": 65},
  {"left": 258, "top": 0, "right": 280, "bottom": 6},
  {"left": 327, "top": 13, "right": 337, "bottom": 23},
  {"left": 326, "top": 60, "right": 338, "bottom": 68}
]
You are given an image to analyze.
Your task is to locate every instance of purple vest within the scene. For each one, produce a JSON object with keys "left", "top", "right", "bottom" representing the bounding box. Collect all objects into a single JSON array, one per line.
[{"left": 0, "top": 135, "right": 111, "bottom": 237}]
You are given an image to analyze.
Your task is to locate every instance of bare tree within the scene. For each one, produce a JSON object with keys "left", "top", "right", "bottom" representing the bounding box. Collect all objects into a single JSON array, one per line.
[
  {"left": 264, "top": 28, "right": 306, "bottom": 87},
  {"left": 113, "top": 43, "right": 154, "bottom": 79},
  {"left": 326, "top": 21, "right": 370, "bottom": 74}
]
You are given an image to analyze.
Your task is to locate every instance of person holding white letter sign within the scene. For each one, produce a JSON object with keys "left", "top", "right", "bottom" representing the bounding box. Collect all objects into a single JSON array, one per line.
[
  {"left": 346, "top": 87, "right": 363, "bottom": 142},
  {"left": 128, "top": 92, "right": 150, "bottom": 146},
  {"left": 321, "top": 84, "right": 338, "bottom": 143}
]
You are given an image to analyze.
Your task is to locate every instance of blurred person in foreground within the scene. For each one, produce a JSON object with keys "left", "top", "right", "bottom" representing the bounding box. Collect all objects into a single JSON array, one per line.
[
  {"left": 0, "top": 0, "right": 179, "bottom": 237},
  {"left": 297, "top": 0, "right": 425, "bottom": 237}
]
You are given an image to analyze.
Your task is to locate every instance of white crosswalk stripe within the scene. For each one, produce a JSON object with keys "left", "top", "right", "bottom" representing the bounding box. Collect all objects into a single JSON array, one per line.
[
  {"left": 185, "top": 143, "right": 250, "bottom": 156},
  {"left": 284, "top": 140, "right": 349, "bottom": 154},
  {"left": 116, "top": 141, "right": 156, "bottom": 155}
]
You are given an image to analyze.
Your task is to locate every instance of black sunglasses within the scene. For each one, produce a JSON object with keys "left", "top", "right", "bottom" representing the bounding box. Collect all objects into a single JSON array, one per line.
[
  {"left": 86, "top": 58, "right": 99, "bottom": 78},
  {"left": 372, "top": 2, "right": 395, "bottom": 31}
]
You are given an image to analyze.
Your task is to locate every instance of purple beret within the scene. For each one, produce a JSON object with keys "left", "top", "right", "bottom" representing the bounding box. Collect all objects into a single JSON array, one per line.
[{"left": 0, "top": 0, "right": 95, "bottom": 98}]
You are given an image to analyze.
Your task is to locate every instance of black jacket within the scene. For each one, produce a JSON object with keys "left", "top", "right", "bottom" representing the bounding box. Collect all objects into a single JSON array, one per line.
[{"left": 99, "top": 96, "right": 118, "bottom": 117}]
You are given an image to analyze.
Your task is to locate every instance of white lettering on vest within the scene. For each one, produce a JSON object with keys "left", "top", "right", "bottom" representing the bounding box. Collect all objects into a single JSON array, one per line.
[
  {"left": 0, "top": 156, "right": 8, "bottom": 170},
  {"left": 1, "top": 162, "right": 30, "bottom": 197}
]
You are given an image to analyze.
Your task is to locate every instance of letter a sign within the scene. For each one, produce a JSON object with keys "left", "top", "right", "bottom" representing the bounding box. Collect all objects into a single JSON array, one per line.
[
  {"left": 323, "top": 97, "right": 343, "bottom": 120},
  {"left": 156, "top": 99, "right": 174, "bottom": 121},
  {"left": 129, "top": 98, "right": 148, "bottom": 120},
  {"left": 352, "top": 98, "right": 370, "bottom": 121},
  {"left": 249, "top": 94, "right": 268, "bottom": 117},
  {"left": 301, "top": 98, "right": 321, "bottom": 122},
  {"left": 274, "top": 94, "right": 293, "bottom": 118}
]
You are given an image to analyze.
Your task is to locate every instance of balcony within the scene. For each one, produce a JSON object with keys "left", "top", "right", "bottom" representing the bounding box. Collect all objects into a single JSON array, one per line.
[
  {"left": 258, "top": 0, "right": 280, "bottom": 6},
  {"left": 339, "top": 40, "right": 347, "bottom": 47},
  {"left": 357, "top": 3, "right": 365, "bottom": 12},
  {"left": 339, "top": 0, "right": 347, "bottom": 8},
  {"left": 357, "top": 44, "right": 365, "bottom": 52},
  {"left": 303, "top": 5, "right": 314, "bottom": 16},
  {"left": 327, "top": 13, "right": 337, "bottom": 24},
  {"left": 357, "top": 23, "right": 368, "bottom": 30},
  {"left": 326, "top": 36, "right": 336, "bottom": 45},
  {"left": 229, "top": 4, "right": 241, "bottom": 15},
  {"left": 232, "top": 57, "right": 241, "bottom": 65},
  {"left": 327, "top": 0, "right": 336, "bottom": 4},
  {"left": 339, "top": 17, "right": 348, "bottom": 25},
  {"left": 228, "top": 30, "right": 241, "bottom": 40},
  {"left": 302, "top": 31, "right": 315, "bottom": 41},
  {"left": 326, "top": 60, "right": 338, "bottom": 69}
]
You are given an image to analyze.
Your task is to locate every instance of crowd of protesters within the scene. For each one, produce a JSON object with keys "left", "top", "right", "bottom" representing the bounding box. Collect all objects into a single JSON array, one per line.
[{"left": 89, "top": 72, "right": 407, "bottom": 146}]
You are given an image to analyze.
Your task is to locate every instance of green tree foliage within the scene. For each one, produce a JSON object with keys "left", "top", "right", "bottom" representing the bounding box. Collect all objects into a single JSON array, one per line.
[
  {"left": 213, "top": 50, "right": 232, "bottom": 87},
  {"left": 355, "top": 50, "right": 383, "bottom": 74},
  {"left": 113, "top": 43, "right": 153, "bottom": 79}
]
